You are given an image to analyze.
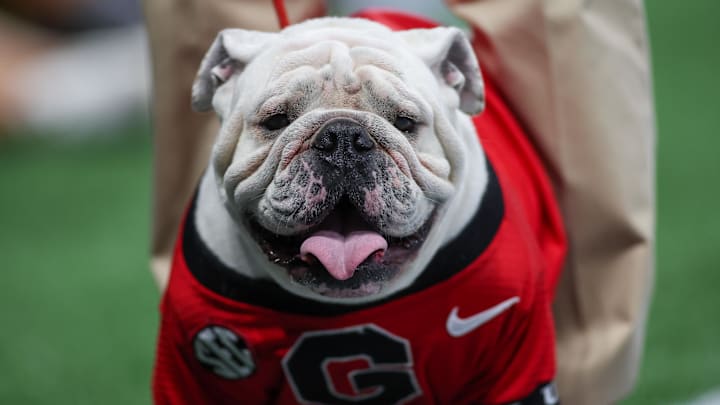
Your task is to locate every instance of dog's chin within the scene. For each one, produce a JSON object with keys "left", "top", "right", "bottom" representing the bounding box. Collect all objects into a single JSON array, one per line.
[
  {"left": 247, "top": 198, "right": 432, "bottom": 300},
  {"left": 285, "top": 261, "right": 397, "bottom": 299}
]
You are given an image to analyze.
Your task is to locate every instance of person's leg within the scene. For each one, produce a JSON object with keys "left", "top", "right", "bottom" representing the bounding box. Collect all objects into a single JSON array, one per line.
[
  {"left": 447, "top": 0, "right": 655, "bottom": 402},
  {"left": 0, "top": 13, "right": 56, "bottom": 129},
  {"left": 143, "top": 0, "right": 325, "bottom": 289}
]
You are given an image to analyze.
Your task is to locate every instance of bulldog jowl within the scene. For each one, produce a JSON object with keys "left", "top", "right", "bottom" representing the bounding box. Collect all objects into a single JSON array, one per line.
[{"left": 250, "top": 117, "right": 433, "bottom": 298}]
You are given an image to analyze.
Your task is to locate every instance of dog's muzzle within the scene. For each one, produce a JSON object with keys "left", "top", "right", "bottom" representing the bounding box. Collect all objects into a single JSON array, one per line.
[{"left": 247, "top": 116, "right": 434, "bottom": 297}]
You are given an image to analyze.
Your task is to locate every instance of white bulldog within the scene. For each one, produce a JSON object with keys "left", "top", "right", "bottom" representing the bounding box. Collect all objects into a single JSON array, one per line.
[
  {"left": 191, "top": 17, "right": 488, "bottom": 304},
  {"left": 154, "top": 15, "right": 565, "bottom": 404}
]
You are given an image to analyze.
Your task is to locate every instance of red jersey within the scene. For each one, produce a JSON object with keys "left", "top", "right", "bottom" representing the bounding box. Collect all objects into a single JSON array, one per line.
[{"left": 153, "top": 10, "right": 566, "bottom": 405}]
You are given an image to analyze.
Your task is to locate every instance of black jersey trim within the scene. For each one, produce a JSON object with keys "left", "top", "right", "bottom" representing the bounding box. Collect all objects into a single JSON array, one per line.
[
  {"left": 182, "top": 158, "right": 503, "bottom": 316},
  {"left": 510, "top": 382, "right": 559, "bottom": 405}
]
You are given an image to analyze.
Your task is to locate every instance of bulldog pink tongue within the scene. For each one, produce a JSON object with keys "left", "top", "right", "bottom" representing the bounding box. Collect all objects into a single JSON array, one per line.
[{"left": 300, "top": 231, "right": 388, "bottom": 280}]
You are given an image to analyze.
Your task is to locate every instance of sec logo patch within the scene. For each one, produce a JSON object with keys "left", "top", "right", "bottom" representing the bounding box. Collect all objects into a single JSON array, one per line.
[{"left": 193, "top": 325, "right": 255, "bottom": 379}]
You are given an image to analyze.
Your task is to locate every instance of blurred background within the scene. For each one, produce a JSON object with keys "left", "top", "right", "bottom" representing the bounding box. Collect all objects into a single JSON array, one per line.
[{"left": 0, "top": 0, "right": 718, "bottom": 404}]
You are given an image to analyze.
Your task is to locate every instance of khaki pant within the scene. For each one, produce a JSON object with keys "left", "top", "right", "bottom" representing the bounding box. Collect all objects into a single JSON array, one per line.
[{"left": 143, "top": 1, "right": 655, "bottom": 403}]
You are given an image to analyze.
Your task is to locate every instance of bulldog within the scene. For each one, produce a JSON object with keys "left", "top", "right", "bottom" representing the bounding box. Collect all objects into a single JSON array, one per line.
[
  {"left": 190, "top": 17, "right": 487, "bottom": 302},
  {"left": 153, "top": 11, "right": 565, "bottom": 405}
]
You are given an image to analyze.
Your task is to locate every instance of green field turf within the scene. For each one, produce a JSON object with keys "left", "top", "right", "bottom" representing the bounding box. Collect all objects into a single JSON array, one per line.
[
  {"left": 1, "top": 2, "right": 719, "bottom": 404},
  {"left": 623, "top": 1, "right": 720, "bottom": 403},
  {"left": 0, "top": 126, "right": 156, "bottom": 404}
]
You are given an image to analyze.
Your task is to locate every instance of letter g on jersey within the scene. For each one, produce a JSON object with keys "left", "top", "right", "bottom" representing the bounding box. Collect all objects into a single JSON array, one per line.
[
  {"left": 193, "top": 325, "right": 255, "bottom": 379},
  {"left": 283, "top": 324, "right": 421, "bottom": 404}
]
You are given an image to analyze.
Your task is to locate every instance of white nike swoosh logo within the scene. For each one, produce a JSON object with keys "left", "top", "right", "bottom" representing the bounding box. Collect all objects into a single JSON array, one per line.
[{"left": 446, "top": 296, "right": 520, "bottom": 337}]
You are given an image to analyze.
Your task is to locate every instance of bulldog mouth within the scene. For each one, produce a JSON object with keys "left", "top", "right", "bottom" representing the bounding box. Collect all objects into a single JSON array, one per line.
[
  {"left": 299, "top": 210, "right": 388, "bottom": 281},
  {"left": 249, "top": 197, "right": 430, "bottom": 297}
]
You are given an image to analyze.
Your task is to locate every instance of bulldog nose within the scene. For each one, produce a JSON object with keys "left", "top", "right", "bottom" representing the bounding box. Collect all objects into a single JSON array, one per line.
[{"left": 313, "top": 119, "right": 375, "bottom": 155}]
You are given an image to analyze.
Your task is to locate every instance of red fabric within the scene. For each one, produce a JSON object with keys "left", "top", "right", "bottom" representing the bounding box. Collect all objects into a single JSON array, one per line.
[
  {"left": 153, "top": 10, "right": 566, "bottom": 405},
  {"left": 272, "top": 0, "right": 290, "bottom": 29}
]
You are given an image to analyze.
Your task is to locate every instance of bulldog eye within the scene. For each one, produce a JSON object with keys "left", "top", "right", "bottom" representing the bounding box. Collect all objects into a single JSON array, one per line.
[
  {"left": 260, "top": 114, "right": 291, "bottom": 131},
  {"left": 393, "top": 116, "right": 416, "bottom": 133}
]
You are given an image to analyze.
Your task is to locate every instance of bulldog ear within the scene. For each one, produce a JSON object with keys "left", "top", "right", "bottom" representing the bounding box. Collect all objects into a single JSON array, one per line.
[
  {"left": 192, "top": 29, "right": 277, "bottom": 112},
  {"left": 399, "top": 27, "right": 485, "bottom": 115}
]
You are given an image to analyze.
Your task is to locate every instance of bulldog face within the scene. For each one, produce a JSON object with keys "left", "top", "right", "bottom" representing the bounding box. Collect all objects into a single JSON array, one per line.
[{"left": 192, "top": 18, "right": 485, "bottom": 301}]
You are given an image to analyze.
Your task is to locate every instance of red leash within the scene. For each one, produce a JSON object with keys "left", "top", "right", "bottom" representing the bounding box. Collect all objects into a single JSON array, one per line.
[{"left": 273, "top": 0, "right": 290, "bottom": 29}]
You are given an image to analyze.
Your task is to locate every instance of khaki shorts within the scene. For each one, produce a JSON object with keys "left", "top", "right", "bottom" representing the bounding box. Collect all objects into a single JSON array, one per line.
[{"left": 143, "top": 1, "right": 655, "bottom": 403}]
